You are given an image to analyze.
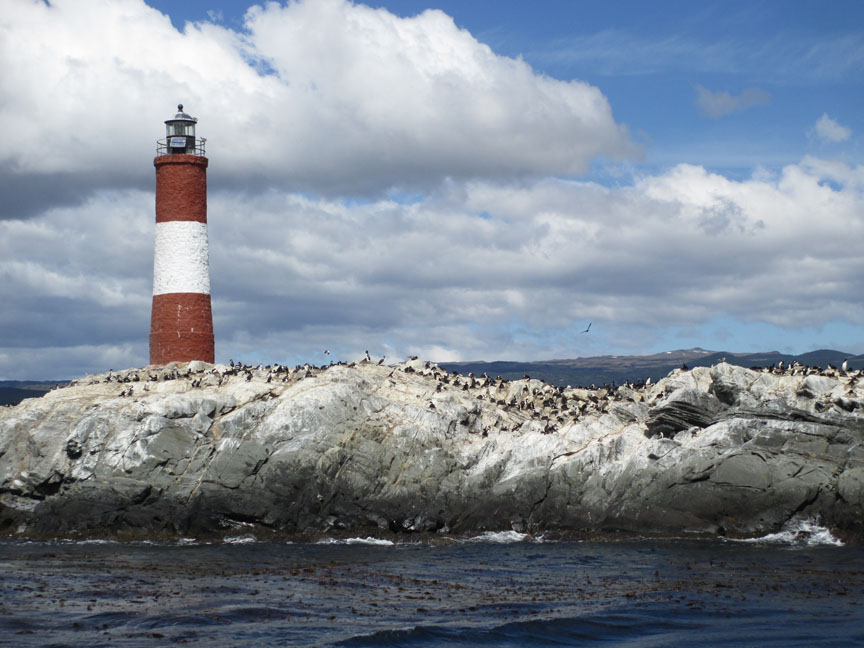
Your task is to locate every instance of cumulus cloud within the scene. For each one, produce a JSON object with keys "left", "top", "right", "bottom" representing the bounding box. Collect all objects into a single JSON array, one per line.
[
  {"left": 0, "top": 191, "right": 152, "bottom": 367},
  {"left": 1, "top": 1, "right": 861, "bottom": 380},
  {"left": 812, "top": 113, "right": 852, "bottom": 143},
  {"left": 180, "top": 156, "right": 864, "bottom": 347},
  {"left": 3, "top": 156, "right": 863, "bottom": 378},
  {"left": 695, "top": 85, "right": 770, "bottom": 118},
  {"left": 0, "top": 0, "right": 634, "bottom": 219}
]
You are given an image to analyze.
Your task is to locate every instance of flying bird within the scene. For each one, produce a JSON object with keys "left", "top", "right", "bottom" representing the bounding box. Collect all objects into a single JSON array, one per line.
[{"left": 580, "top": 322, "right": 592, "bottom": 334}]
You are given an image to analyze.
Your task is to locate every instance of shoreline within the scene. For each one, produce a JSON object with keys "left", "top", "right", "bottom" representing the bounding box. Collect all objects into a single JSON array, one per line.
[{"left": 0, "top": 515, "right": 851, "bottom": 547}]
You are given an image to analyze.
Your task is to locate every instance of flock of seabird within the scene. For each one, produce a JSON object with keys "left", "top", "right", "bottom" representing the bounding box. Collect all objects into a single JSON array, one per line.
[
  {"left": 751, "top": 359, "right": 859, "bottom": 379},
  {"left": 68, "top": 354, "right": 657, "bottom": 436},
  {"left": 402, "top": 361, "right": 634, "bottom": 434},
  {"left": 26, "top": 356, "right": 863, "bottom": 432}
]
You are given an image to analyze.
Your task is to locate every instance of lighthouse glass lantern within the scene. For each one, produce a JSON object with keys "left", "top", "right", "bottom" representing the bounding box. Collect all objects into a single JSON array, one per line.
[{"left": 158, "top": 104, "right": 206, "bottom": 155}]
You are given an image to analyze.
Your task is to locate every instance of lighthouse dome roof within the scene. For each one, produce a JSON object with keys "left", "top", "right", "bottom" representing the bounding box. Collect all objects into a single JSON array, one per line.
[{"left": 166, "top": 104, "right": 198, "bottom": 124}]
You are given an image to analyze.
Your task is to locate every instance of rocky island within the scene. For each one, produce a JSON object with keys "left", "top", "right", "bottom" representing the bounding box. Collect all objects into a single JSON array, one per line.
[{"left": 1, "top": 359, "right": 862, "bottom": 542}]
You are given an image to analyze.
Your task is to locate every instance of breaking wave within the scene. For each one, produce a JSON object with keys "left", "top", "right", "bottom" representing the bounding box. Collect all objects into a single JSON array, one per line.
[
  {"left": 316, "top": 537, "right": 396, "bottom": 546},
  {"left": 464, "top": 530, "right": 532, "bottom": 543},
  {"left": 733, "top": 516, "right": 843, "bottom": 547},
  {"left": 222, "top": 534, "right": 258, "bottom": 544}
]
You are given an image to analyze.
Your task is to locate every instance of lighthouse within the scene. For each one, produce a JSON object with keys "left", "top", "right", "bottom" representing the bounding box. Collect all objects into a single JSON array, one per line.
[{"left": 149, "top": 105, "right": 214, "bottom": 365}]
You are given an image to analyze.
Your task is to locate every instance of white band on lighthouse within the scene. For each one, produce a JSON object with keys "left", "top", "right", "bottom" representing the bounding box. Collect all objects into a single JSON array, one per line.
[{"left": 153, "top": 221, "right": 211, "bottom": 295}]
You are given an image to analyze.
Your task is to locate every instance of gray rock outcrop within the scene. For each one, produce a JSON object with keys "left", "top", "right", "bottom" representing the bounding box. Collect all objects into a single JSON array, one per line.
[{"left": 1, "top": 359, "right": 863, "bottom": 541}]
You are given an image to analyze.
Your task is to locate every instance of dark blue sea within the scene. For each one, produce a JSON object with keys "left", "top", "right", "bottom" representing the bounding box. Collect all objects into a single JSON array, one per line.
[{"left": 1, "top": 526, "right": 862, "bottom": 647}]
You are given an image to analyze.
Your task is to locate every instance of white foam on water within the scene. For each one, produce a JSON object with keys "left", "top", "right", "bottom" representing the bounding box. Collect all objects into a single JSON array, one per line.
[
  {"left": 733, "top": 516, "right": 844, "bottom": 547},
  {"left": 223, "top": 534, "right": 258, "bottom": 544},
  {"left": 465, "top": 530, "right": 531, "bottom": 544},
  {"left": 316, "top": 537, "right": 396, "bottom": 546}
]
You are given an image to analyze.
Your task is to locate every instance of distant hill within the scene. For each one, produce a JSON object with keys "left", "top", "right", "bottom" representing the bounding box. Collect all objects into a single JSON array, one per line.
[
  {"left": 440, "top": 348, "right": 864, "bottom": 388},
  {"left": 0, "top": 381, "right": 68, "bottom": 406}
]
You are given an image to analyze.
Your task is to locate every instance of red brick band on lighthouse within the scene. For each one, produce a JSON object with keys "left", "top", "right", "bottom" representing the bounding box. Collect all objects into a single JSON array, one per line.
[{"left": 149, "top": 106, "right": 214, "bottom": 365}]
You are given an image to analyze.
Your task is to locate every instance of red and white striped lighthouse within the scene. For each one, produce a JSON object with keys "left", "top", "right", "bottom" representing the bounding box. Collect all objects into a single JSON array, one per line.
[{"left": 149, "top": 105, "right": 214, "bottom": 365}]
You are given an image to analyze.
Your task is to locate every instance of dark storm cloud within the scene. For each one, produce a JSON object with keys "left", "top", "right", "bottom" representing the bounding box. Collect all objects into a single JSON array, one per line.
[
  {"left": 0, "top": 294, "right": 149, "bottom": 348},
  {"left": 0, "top": 168, "right": 149, "bottom": 221}
]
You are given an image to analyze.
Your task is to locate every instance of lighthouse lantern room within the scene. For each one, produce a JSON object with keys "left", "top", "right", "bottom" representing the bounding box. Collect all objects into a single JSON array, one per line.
[{"left": 157, "top": 104, "right": 206, "bottom": 156}]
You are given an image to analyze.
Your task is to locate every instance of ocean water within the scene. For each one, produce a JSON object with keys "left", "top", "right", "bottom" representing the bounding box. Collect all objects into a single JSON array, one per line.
[{"left": 1, "top": 523, "right": 862, "bottom": 647}]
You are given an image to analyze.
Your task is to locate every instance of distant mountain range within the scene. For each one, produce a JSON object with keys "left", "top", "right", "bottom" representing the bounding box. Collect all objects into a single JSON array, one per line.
[
  {"left": 2, "top": 348, "right": 862, "bottom": 405},
  {"left": 440, "top": 348, "right": 864, "bottom": 388},
  {"left": 0, "top": 381, "right": 67, "bottom": 407}
]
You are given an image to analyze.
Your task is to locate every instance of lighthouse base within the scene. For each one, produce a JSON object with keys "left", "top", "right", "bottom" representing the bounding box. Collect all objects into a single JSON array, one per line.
[{"left": 149, "top": 292, "right": 214, "bottom": 365}]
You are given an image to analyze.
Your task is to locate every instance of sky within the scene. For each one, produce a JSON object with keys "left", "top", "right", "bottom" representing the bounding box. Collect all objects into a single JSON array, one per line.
[{"left": 1, "top": 0, "right": 862, "bottom": 379}]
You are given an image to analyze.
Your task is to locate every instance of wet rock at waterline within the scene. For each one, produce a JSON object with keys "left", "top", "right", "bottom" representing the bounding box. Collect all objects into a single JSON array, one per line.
[{"left": 1, "top": 359, "right": 863, "bottom": 541}]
